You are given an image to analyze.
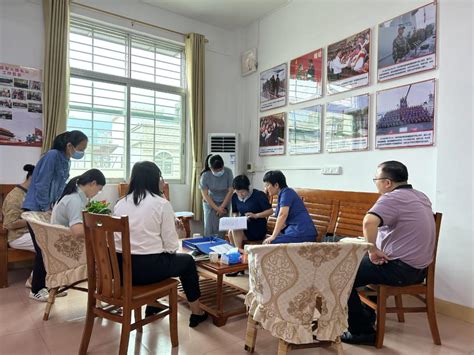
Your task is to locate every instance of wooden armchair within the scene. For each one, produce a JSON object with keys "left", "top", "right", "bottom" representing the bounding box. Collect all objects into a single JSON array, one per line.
[
  {"left": 0, "top": 184, "right": 35, "bottom": 288},
  {"left": 358, "top": 213, "right": 443, "bottom": 348},
  {"left": 21, "top": 211, "right": 88, "bottom": 320},
  {"left": 80, "top": 212, "right": 178, "bottom": 355},
  {"left": 244, "top": 242, "right": 371, "bottom": 355}
]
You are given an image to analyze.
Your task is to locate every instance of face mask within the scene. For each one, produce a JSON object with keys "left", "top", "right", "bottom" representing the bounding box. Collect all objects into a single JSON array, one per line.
[
  {"left": 212, "top": 170, "right": 224, "bottom": 177},
  {"left": 71, "top": 149, "right": 84, "bottom": 160}
]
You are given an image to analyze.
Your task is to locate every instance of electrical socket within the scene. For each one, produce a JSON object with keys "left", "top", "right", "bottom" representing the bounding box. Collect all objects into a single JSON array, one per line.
[{"left": 321, "top": 166, "right": 342, "bottom": 175}]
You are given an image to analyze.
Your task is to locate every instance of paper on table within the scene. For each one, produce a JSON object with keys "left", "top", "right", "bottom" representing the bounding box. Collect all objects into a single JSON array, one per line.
[
  {"left": 210, "top": 244, "right": 234, "bottom": 254},
  {"left": 218, "top": 216, "right": 247, "bottom": 231}
]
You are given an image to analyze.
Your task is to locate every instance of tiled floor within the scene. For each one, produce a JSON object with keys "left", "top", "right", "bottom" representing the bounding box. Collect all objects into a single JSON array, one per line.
[{"left": 1, "top": 268, "right": 473, "bottom": 355}]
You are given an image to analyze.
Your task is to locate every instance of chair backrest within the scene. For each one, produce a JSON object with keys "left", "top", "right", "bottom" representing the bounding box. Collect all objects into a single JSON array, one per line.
[
  {"left": 118, "top": 182, "right": 170, "bottom": 200},
  {"left": 245, "top": 242, "right": 371, "bottom": 344},
  {"left": 426, "top": 213, "right": 442, "bottom": 287},
  {"left": 22, "top": 211, "right": 87, "bottom": 288},
  {"left": 333, "top": 200, "right": 375, "bottom": 238},
  {"left": 82, "top": 212, "right": 132, "bottom": 304},
  {"left": 0, "top": 184, "right": 17, "bottom": 225}
]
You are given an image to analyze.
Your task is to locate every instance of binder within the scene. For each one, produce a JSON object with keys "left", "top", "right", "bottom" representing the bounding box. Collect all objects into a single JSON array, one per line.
[{"left": 182, "top": 237, "right": 233, "bottom": 255}]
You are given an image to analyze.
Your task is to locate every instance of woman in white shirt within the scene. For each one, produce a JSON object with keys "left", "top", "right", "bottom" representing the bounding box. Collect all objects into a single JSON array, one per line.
[{"left": 114, "top": 161, "right": 207, "bottom": 328}]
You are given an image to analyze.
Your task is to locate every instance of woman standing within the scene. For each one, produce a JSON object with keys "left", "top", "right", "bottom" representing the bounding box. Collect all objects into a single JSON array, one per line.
[
  {"left": 199, "top": 154, "right": 233, "bottom": 236},
  {"left": 262, "top": 170, "right": 317, "bottom": 244},
  {"left": 2, "top": 164, "right": 35, "bottom": 251},
  {"left": 114, "top": 161, "right": 207, "bottom": 327},
  {"left": 23, "top": 130, "right": 88, "bottom": 302}
]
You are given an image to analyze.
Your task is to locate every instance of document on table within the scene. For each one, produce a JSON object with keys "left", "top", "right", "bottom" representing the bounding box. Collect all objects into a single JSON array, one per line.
[
  {"left": 218, "top": 216, "right": 247, "bottom": 231},
  {"left": 210, "top": 244, "right": 235, "bottom": 254}
]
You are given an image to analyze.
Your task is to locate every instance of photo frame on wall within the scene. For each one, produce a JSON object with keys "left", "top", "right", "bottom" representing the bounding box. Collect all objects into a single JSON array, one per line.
[
  {"left": 378, "top": 2, "right": 437, "bottom": 82},
  {"left": 376, "top": 79, "right": 435, "bottom": 149},
  {"left": 259, "top": 112, "right": 286, "bottom": 156},
  {"left": 288, "top": 105, "right": 322, "bottom": 155},
  {"left": 260, "top": 63, "right": 287, "bottom": 111},
  {"left": 327, "top": 29, "right": 370, "bottom": 95},
  {"left": 289, "top": 48, "right": 323, "bottom": 104},
  {"left": 241, "top": 48, "right": 258, "bottom": 76},
  {"left": 325, "top": 94, "right": 369, "bottom": 153}
]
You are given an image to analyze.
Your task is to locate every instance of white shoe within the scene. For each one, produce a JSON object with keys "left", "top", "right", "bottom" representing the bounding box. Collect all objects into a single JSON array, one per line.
[{"left": 29, "top": 288, "right": 49, "bottom": 302}]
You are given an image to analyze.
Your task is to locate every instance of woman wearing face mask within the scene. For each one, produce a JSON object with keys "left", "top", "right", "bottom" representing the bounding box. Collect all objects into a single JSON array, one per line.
[
  {"left": 51, "top": 169, "right": 106, "bottom": 238},
  {"left": 199, "top": 154, "right": 233, "bottom": 236},
  {"left": 23, "top": 130, "right": 88, "bottom": 302},
  {"left": 228, "top": 175, "right": 273, "bottom": 250}
]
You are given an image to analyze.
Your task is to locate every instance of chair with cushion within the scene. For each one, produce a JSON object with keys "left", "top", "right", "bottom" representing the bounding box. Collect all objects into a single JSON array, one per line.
[
  {"left": 21, "top": 211, "right": 88, "bottom": 320},
  {"left": 358, "top": 212, "right": 442, "bottom": 348},
  {"left": 244, "top": 241, "right": 371, "bottom": 355},
  {"left": 79, "top": 212, "right": 178, "bottom": 355}
]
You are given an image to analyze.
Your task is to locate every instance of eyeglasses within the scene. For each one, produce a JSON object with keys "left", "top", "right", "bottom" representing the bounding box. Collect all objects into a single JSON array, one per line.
[{"left": 372, "top": 177, "right": 391, "bottom": 183}]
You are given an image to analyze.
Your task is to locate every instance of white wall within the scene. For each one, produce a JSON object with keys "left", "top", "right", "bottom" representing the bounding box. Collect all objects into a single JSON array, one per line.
[
  {"left": 0, "top": 0, "right": 243, "bottom": 212},
  {"left": 238, "top": 0, "right": 473, "bottom": 308},
  {"left": 0, "top": 0, "right": 43, "bottom": 183}
]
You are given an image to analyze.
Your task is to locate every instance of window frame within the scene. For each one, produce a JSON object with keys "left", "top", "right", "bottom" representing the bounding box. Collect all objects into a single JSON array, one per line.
[{"left": 69, "top": 18, "right": 186, "bottom": 184}]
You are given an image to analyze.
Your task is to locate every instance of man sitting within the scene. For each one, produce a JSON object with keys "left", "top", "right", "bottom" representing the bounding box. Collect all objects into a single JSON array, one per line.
[{"left": 342, "top": 160, "right": 435, "bottom": 345}]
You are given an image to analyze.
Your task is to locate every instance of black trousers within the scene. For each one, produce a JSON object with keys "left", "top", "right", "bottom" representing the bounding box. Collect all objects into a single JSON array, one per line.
[
  {"left": 26, "top": 222, "right": 46, "bottom": 293},
  {"left": 117, "top": 252, "right": 201, "bottom": 303},
  {"left": 348, "top": 254, "right": 426, "bottom": 334}
]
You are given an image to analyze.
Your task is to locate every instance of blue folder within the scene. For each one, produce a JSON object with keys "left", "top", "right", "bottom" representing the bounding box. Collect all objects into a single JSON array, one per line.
[{"left": 182, "top": 237, "right": 233, "bottom": 255}]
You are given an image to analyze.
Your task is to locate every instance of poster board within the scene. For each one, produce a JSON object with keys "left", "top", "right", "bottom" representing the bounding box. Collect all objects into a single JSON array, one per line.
[
  {"left": 0, "top": 63, "right": 43, "bottom": 146},
  {"left": 259, "top": 112, "right": 286, "bottom": 156},
  {"left": 289, "top": 49, "right": 323, "bottom": 104},
  {"left": 260, "top": 63, "right": 287, "bottom": 111},
  {"left": 288, "top": 105, "right": 322, "bottom": 155}
]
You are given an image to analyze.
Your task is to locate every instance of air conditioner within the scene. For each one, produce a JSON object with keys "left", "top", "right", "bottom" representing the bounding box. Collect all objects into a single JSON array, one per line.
[{"left": 208, "top": 133, "right": 240, "bottom": 177}]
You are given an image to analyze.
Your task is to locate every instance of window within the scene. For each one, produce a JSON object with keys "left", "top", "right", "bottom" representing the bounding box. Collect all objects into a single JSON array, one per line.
[{"left": 68, "top": 18, "right": 185, "bottom": 182}]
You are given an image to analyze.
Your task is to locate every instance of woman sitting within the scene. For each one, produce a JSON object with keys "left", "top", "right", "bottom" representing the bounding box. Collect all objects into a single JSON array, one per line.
[
  {"left": 229, "top": 175, "right": 273, "bottom": 249},
  {"left": 2, "top": 164, "right": 35, "bottom": 251},
  {"left": 113, "top": 161, "right": 207, "bottom": 328},
  {"left": 51, "top": 169, "right": 106, "bottom": 237},
  {"left": 262, "top": 170, "right": 317, "bottom": 244}
]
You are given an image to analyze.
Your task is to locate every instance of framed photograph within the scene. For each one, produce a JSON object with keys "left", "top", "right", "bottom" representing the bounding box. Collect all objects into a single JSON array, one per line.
[
  {"left": 241, "top": 48, "right": 257, "bottom": 76},
  {"left": 327, "top": 29, "right": 370, "bottom": 95},
  {"left": 259, "top": 112, "right": 286, "bottom": 156},
  {"left": 260, "top": 63, "right": 287, "bottom": 111},
  {"left": 378, "top": 2, "right": 437, "bottom": 82},
  {"left": 376, "top": 79, "right": 435, "bottom": 149},
  {"left": 289, "top": 48, "right": 323, "bottom": 104},
  {"left": 325, "top": 94, "right": 369, "bottom": 153},
  {"left": 288, "top": 105, "right": 322, "bottom": 155}
]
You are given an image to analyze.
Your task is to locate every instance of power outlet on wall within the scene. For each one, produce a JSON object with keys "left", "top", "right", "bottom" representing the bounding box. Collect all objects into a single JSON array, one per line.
[{"left": 321, "top": 166, "right": 342, "bottom": 175}]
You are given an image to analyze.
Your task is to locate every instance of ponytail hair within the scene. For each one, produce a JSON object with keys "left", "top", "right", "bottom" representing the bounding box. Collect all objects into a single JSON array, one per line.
[
  {"left": 23, "top": 164, "right": 35, "bottom": 179},
  {"left": 200, "top": 154, "right": 224, "bottom": 176},
  {"left": 57, "top": 168, "right": 106, "bottom": 202},
  {"left": 52, "top": 130, "right": 88, "bottom": 152}
]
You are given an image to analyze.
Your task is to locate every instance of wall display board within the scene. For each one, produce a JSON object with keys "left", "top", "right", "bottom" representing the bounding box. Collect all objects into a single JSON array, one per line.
[
  {"left": 0, "top": 63, "right": 43, "bottom": 146},
  {"left": 260, "top": 63, "right": 287, "bottom": 111},
  {"left": 288, "top": 105, "right": 322, "bottom": 155},
  {"left": 327, "top": 29, "right": 370, "bottom": 95},
  {"left": 325, "top": 94, "right": 369, "bottom": 153},
  {"left": 376, "top": 79, "right": 435, "bottom": 149},
  {"left": 259, "top": 112, "right": 286, "bottom": 156},
  {"left": 378, "top": 2, "right": 437, "bottom": 82},
  {"left": 289, "top": 49, "right": 323, "bottom": 103}
]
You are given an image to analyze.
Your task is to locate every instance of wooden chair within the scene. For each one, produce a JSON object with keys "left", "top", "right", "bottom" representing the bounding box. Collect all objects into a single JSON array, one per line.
[
  {"left": 358, "top": 213, "right": 443, "bottom": 349},
  {"left": 80, "top": 212, "right": 178, "bottom": 355},
  {"left": 0, "top": 184, "right": 35, "bottom": 288},
  {"left": 333, "top": 200, "right": 377, "bottom": 238},
  {"left": 22, "top": 211, "right": 88, "bottom": 320}
]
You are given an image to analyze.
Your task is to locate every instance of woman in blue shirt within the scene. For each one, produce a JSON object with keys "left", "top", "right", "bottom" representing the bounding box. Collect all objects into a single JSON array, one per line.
[
  {"left": 229, "top": 175, "right": 273, "bottom": 249},
  {"left": 199, "top": 154, "right": 233, "bottom": 236},
  {"left": 23, "top": 130, "right": 88, "bottom": 302},
  {"left": 262, "top": 170, "right": 317, "bottom": 244}
]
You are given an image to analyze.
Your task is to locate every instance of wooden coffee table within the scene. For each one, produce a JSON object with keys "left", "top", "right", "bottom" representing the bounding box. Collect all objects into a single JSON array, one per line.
[{"left": 177, "top": 259, "right": 248, "bottom": 327}]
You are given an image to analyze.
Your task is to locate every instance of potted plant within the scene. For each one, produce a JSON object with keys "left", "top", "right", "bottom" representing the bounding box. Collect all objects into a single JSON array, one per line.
[{"left": 85, "top": 200, "right": 111, "bottom": 215}]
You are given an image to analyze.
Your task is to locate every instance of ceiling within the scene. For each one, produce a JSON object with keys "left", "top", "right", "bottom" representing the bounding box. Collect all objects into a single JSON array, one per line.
[{"left": 141, "top": 0, "right": 290, "bottom": 30}]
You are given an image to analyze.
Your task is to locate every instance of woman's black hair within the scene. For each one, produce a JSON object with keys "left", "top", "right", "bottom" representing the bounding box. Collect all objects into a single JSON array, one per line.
[
  {"left": 52, "top": 130, "right": 88, "bottom": 152},
  {"left": 57, "top": 169, "right": 106, "bottom": 202},
  {"left": 262, "top": 170, "right": 288, "bottom": 188},
  {"left": 200, "top": 154, "right": 224, "bottom": 176},
  {"left": 127, "top": 161, "right": 162, "bottom": 206},
  {"left": 233, "top": 175, "right": 250, "bottom": 190},
  {"left": 23, "top": 164, "right": 35, "bottom": 179}
]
